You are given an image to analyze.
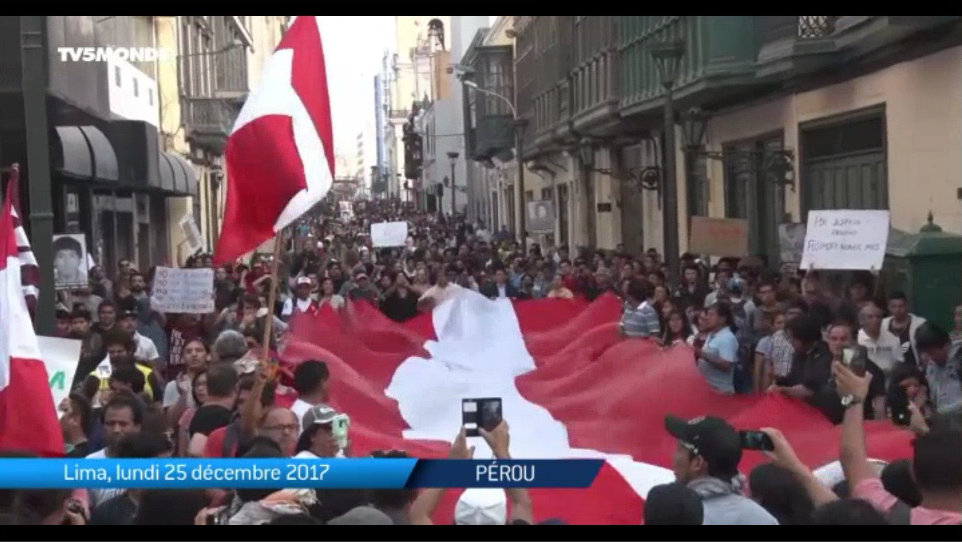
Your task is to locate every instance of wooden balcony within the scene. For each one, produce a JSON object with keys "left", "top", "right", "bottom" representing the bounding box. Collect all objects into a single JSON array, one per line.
[
  {"left": 569, "top": 16, "right": 621, "bottom": 136},
  {"left": 619, "top": 16, "right": 762, "bottom": 121},
  {"left": 183, "top": 97, "right": 235, "bottom": 154}
]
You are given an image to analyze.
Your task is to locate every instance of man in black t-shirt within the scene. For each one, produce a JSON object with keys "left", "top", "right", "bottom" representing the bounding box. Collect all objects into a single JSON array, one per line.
[{"left": 186, "top": 364, "right": 237, "bottom": 457}]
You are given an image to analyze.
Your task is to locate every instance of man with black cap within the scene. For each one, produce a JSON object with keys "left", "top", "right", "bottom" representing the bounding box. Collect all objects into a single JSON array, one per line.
[{"left": 665, "top": 415, "right": 778, "bottom": 525}]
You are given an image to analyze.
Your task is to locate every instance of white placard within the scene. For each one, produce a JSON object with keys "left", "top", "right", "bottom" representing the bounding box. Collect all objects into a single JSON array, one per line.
[
  {"left": 800, "top": 210, "right": 890, "bottom": 271},
  {"left": 150, "top": 266, "right": 215, "bottom": 313},
  {"left": 370, "top": 221, "right": 409, "bottom": 247},
  {"left": 179, "top": 214, "right": 205, "bottom": 254},
  {"left": 38, "top": 336, "right": 82, "bottom": 418}
]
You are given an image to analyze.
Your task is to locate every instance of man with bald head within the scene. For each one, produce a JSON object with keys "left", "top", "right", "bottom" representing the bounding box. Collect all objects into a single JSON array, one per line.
[{"left": 857, "top": 301, "right": 904, "bottom": 383}]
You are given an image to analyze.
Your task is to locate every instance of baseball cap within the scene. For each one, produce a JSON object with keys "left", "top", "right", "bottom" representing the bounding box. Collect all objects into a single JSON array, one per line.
[
  {"left": 302, "top": 404, "right": 338, "bottom": 428},
  {"left": 355, "top": 272, "right": 369, "bottom": 281},
  {"left": 643, "top": 482, "right": 704, "bottom": 525},
  {"left": 295, "top": 276, "right": 312, "bottom": 286},
  {"left": 454, "top": 488, "right": 507, "bottom": 525},
  {"left": 664, "top": 415, "right": 742, "bottom": 476}
]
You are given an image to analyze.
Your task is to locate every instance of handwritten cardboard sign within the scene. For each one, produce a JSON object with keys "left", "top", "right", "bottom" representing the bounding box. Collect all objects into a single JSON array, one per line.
[
  {"left": 800, "top": 209, "right": 890, "bottom": 270},
  {"left": 150, "top": 266, "right": 215, "bottom": 314},
  {"left": 688, "top": 216, "right": 749, "bottom": 257}
]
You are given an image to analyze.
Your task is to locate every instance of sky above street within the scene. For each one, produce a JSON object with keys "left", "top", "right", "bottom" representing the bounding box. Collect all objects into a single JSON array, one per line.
[{"left": 314, "top": 16, "right": 499, "bottom": 159}]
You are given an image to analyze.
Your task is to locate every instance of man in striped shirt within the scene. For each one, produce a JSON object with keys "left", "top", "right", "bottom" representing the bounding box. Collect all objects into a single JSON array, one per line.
[{"left": 620, "top": 278, "right": 661, "bottom": 339}]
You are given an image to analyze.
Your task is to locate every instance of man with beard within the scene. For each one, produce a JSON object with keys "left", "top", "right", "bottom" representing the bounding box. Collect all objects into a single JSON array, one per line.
[
  {"left": 85, "top": 395, "right": 144, "bottom": 510},
  {"left": 128, "top": 272, "right": 149, "bottom": 301}
]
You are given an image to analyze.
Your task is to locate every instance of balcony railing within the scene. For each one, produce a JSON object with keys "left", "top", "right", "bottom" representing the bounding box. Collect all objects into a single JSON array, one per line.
[
  {"left": 570, "top": 48, "right": 619, "bottom": 120},
  {"left": 184, "top": 97, "right": 235, "bottom": 153},
  {"left": 214, "top": 46, "right": 250, "bottom": 100},
  {"left": 758, "top": 16, "right": 838, "bottom": 43}
]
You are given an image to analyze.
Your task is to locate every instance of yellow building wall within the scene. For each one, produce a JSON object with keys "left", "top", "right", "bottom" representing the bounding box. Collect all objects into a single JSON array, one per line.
[
  {"left": 155, "top": 17, "right": 196, "bottom": 265},
  {"left": 667, "top": 46, "right": 962, "bottom": 252}
]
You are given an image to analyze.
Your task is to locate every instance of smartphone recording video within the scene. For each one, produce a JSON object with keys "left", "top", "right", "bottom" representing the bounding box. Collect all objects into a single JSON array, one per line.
[
  {"left": 842, "top": 347, "right": 867, "bottom": 377},
  {"left": 888, "top": 387, "right": 911, "bottom": 427},
  {"left": 738, "top": 430, "right": 775, "bottom": 452},
  {"left": 462, "top": 398, "right": 503, "bottom": 437}
]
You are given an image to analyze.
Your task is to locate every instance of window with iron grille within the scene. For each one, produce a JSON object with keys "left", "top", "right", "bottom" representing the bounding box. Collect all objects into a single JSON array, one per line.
[{"left": 723, "top": 141, "right": 752, "bottom": 219}]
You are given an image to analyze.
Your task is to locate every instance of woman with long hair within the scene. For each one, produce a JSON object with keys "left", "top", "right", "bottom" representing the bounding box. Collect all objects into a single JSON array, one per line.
[{"left": 662, "top": 309, "right": 694, "bottom": 347}]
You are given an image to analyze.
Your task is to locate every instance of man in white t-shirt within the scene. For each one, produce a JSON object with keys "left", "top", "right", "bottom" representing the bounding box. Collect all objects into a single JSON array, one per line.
[
  {"left": 858, "top": 303, "right": 904, "bottom": 380},
  {"left": 290, "top": 360, "right": 331, "bottom": 437},
  {"left": 86, "top": 395, "right": 142, "bottom": 509},
  {"left": 117, "top": 307, "right": 161, "bottom": 367},
  {"left": 418, "top": 265, "right": 465, "bottom": 311}
]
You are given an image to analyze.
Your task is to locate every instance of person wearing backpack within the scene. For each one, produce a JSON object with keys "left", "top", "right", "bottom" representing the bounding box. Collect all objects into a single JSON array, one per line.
[
  {"left": 835, "top": 360, "right": 962, "bottom": 524},
  {"left": 725, "top": 278, "right": 756, "bottom": 394}
]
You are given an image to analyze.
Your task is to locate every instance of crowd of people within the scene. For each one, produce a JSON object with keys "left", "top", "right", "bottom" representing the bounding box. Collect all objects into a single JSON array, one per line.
[{"left": 0, "top": 198, "right": 959, "bottom": 525}]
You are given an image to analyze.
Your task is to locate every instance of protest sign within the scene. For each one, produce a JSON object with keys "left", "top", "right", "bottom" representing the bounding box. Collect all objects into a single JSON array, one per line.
[
  {"left": 778, "top": 223, "right": 806, "bottom": 264},
  {"left": 37, "top": 336, "right": 82, "bottom": 417},
  {"left": 370, "top": 221, "right": 409, "bottom": 247},
  {"left": 688, "top": 217, "right": 749, "bottom": 256},
  {"left": 150, "top": 266, "right": 215, "bottom": 313},
  {"left": 800, "top": 209, "right": 890, "bottom": 270},
  {"left": 52, "top": 233, "right": 88, "bottom": 290}
]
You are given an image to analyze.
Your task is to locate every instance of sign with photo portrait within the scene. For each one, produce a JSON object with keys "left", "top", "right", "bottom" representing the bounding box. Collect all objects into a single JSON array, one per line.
[{"left": 52, "top": 233, "right": 88, "bottom": 291}]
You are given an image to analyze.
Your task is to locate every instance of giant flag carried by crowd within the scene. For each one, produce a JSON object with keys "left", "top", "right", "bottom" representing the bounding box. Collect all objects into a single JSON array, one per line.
[
  {"left": 281, "top": 291, "right": 914, "bottom": 525},
  {"left": 214, "top": 16, "right": 335, "bottom": 264}
]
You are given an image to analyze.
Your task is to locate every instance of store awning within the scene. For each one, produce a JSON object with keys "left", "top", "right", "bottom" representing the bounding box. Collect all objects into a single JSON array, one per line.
[
  {"left": 77, "top": 125, "right": 119, "bottom": 181},
  {"left": 159, "top": 152, "right": 198, "bottom": 197},
  {"left": 52, "top": 126, "right": 93, "bottom": 179}
]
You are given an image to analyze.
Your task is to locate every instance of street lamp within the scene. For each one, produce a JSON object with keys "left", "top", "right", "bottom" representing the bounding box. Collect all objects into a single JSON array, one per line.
[
  {"left": 446, "top": 151, "right": 459, "bottom": 216},
  {"left": 463, "top": 80, "right": 528, "bottom": 251},
  {"left": 649, "top": 38, "right": 686, "bottom": 282}
]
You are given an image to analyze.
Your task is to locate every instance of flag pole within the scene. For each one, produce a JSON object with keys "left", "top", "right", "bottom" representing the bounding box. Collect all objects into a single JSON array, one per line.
[{"left": 260, "top": 232, "right": 284, "bottom": 367}]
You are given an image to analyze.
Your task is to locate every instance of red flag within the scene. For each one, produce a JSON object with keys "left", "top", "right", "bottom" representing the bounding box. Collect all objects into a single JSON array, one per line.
[
  {"left": 214, "top": 16, "right": 335, "bottom": 265},
  {"left": 0, "top": 176, "right": 64, "bottom": 456},
  {"left": 280, "top": 292, "right": 913, "bottom": 525},
  {"left": 4, "top": 165, "right": 40, "bottom": 321}
]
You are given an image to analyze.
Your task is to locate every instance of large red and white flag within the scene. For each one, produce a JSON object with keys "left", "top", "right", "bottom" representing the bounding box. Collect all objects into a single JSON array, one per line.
[
  {"left": 214, "top": 16, "right": 335, "bottom": 264},
  {"left": 0, "top": 177, "right": 64, "bottom": 456},
  {"left": 282, "top": 291, "right": 913, "bottom": 524}
]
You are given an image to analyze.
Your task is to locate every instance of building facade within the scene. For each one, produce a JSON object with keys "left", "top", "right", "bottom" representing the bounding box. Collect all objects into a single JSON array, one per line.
[
  {"left": 0, "top": 16, "right": 194, "bottom": 278},
  {"left": 386, "top": 16, "right": 450, "bottom": 204},
  {"left": 511, "top": 16, "right": 962, "bottom": 263},
  {"left": 158, "top": 16, "right": 285, "bottom": 265}
]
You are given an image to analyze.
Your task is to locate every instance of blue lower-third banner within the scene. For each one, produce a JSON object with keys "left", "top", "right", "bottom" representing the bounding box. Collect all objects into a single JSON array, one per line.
[{"left": 0, "top": 458, "right": 605, "bottom": 489}]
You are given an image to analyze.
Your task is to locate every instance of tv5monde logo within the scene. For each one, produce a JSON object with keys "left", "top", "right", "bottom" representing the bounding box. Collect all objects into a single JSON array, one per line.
[{"left": 57, "top": 47, "right": 176, "bottom": 63}]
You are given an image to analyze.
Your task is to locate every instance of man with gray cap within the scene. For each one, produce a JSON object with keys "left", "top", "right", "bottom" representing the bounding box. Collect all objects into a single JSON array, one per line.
[
  {"left": 665, "top": 414, "right": 777, "bottom": 525},
  {"left": 294, "top": 404, "right": 343, "bottom": 459}
]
